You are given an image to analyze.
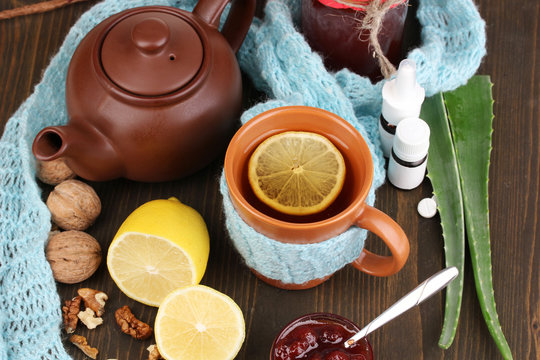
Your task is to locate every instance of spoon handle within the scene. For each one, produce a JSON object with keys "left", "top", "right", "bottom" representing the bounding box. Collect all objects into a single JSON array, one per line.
[{"left": 345, "top": 266, "right": 459, "bottom": 348}]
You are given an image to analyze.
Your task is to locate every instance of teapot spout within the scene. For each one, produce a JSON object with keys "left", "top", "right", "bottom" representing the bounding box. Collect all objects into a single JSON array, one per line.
[
  {"left": 32, "top": 125, "right": 124, "bottom": 181},
  {"left": 32, "top": 126, "right": 69, "bottom": 161}
]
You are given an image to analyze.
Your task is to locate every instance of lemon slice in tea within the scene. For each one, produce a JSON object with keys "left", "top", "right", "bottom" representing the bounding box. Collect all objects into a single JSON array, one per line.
[{"left": 248, "top": 131, "right": 346, "bottom": 216}]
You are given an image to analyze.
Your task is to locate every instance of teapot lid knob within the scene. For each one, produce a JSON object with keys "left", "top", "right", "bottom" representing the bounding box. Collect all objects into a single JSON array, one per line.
[{"left": 131, "top": 17, "right": 170, "bottom": 54}]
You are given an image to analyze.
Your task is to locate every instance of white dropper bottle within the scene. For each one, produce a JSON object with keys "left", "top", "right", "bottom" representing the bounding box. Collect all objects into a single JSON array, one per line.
[
  {"left": 379, "top": 59, "right": 425, "bottom": 158},
  {"left": 387, "top": 117, "right": 430, "bottom": 190}
]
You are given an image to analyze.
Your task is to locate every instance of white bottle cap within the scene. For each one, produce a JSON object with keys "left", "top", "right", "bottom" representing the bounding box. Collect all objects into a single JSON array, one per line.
[
  {"left": 381, "top": 59, "right": 425, "bottom": 126},
  {"left": 393, "top": 117, "right": 430, "bottom": 162}
]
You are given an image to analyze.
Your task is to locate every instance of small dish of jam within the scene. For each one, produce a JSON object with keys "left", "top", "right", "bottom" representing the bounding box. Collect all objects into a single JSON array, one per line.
[{"left": 270, "top": 313, "right": 373, "bottom": 360}]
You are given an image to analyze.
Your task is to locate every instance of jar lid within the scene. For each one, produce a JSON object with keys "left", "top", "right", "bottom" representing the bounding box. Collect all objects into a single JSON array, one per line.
[
  {"left": 100, "top": 10, "right": 203, "bottom": 96},
  {"left": 393, "top": 117, "right": 430, "bottom": 162}
]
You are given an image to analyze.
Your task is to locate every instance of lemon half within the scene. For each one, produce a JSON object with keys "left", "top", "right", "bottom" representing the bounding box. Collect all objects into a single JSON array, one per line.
[
  {"left": 155, "top": 285, "right": 245, "bottom": 360},
  {"left": 107, "top": 198, "right": 210, "bottom": 306}
]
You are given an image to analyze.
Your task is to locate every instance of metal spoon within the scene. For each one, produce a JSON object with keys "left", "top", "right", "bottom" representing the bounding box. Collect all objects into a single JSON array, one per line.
[{"left": 344, "top": 266, "right": 459, "bottom": 348}]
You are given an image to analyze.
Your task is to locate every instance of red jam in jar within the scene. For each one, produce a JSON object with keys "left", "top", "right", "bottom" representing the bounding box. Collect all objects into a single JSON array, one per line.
[
  {"left": 271, "top": 313, "right": 373, "bottom": 360},
  {"left": 301, "top": 0, "right": 408, "bottom": 81}
]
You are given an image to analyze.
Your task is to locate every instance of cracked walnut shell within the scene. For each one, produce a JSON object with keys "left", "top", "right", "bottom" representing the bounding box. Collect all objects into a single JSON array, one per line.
[
  {"left": 46, "top": 230, "right": 102, "bottom": 284},
  {"left": 46, "top": 179, "right": 101, "bottom": 231}
]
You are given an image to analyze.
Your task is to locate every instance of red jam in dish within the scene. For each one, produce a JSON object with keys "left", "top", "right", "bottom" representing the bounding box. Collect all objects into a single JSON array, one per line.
[{"left": 271, "top": 313, "right": 373, "bottom": 360}]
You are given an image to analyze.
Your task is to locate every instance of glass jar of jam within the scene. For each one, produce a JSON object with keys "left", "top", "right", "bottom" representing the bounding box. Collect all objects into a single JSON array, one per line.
[
  {"left": 301, "top": 0, "right": 409, "bottom": 82},
  {"left": 270, "top": 313, "right": 373, "bottom": 360}
]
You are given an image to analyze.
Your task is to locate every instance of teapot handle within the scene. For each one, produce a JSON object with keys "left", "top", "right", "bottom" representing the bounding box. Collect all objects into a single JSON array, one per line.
[
  {"left": 194, "top": 0, "right": 255, "bottom": 53},
  {"left": 221, "top": 0, "right": 256, "bottom": 53}
]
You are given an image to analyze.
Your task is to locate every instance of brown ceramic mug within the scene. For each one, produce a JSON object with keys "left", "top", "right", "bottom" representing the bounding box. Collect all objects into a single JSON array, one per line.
[{"left": 224, "top": 106, "right": 409, "bottom": 289}]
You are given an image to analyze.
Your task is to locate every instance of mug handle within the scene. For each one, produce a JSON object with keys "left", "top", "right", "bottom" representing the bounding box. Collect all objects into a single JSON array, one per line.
[{"left": 352, "top": 204, "right": 410, "bottom": 276}]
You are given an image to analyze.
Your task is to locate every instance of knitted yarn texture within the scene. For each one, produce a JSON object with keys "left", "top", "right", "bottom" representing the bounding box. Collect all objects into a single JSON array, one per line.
[{"left": 0, "top": 0, "right": 485, "bottom": 358}]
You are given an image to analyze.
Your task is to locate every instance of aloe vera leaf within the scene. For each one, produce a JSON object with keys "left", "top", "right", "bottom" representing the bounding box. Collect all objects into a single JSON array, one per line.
[
  {"left": 421, "top": 93, "right": 466, "bottom": 349},
  {"left": 444, "top": 75, "right": 513, "bottom": 359}
]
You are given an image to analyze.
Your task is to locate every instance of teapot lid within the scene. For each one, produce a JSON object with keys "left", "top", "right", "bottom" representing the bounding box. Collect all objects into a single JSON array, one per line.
[{"left": 100, "top": 10, "right": 203, "bottom": 96}]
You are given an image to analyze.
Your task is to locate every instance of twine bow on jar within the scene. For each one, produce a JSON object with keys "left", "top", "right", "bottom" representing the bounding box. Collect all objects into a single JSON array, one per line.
[{"left": 327, "top": 0, "right": 408, "bottom": 78}]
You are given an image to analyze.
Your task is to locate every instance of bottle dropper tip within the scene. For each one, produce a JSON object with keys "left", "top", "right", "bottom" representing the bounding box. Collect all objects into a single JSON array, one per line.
[{"left": 395, "top": 59, "right": 417, "bottom": 97}]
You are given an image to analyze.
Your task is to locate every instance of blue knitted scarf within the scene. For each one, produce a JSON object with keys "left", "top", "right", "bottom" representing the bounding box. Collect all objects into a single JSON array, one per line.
[{"left": 0, "top": 0, "right": 485, "bottom": 358}]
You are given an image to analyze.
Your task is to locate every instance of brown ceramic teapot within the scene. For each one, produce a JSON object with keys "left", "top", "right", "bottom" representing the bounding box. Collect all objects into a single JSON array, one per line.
[{"left": 32, "top": 1, "right": 255, "bottom": 182}]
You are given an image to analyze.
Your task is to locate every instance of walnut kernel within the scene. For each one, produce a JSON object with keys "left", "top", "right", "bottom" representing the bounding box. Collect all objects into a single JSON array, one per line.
[
  {"left": 78, "top": 288, "right": 108, "bottom": 316},
  {"left": 115, "top": 305, "right": 153, "bottom": 340},
  {"left": 45, "top": 230, "right": 102, "bottom": 284},
  {"left": 70, "top": 335, "right": 98, "bottom": 359},
  {"left": 62, "top": 296, "right": 82, "bottom": 333},
  {"left": 77, "top": 308, "right": 103, "bottom": 329},
  {"left": 147, "top": 345, "right": 164, "bottom": 360},
  {"left": 36, "top": 158, "right": 76, "bottom": 185},
  {"left": 46, "top": 179, "right": 101, "bottom": 230}
]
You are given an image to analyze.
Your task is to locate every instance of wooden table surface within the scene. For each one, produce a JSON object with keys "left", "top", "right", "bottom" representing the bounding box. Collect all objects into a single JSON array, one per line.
[{"left": 0, "top": 0, "right": 538, "bottom": 359}]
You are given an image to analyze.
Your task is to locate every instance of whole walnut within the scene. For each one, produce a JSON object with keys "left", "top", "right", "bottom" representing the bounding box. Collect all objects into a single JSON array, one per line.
[
  {"left": 46, "top": 230, "right": 102, "bottom": 284},
  {"left": 46, "top": 179, "right": 101, "bottom": 230},
  {"left": 36, "top": 158, "right": 76, "bottom": 185}
]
